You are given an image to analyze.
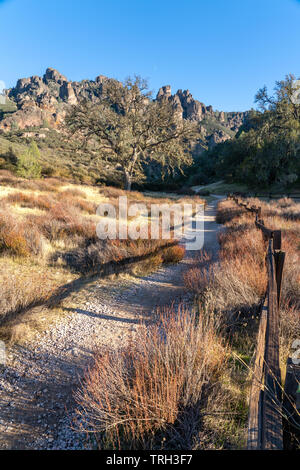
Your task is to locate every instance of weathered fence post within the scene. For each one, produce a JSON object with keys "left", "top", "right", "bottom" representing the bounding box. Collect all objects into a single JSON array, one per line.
[
  {"left": 261, "top": 239, "right": 283, "bottom": 450},
  {"left": 274, "top": 251, "right": 285, "bottom": 307}
]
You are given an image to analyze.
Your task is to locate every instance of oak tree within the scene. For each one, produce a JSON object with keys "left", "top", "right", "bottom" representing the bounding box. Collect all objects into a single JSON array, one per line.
[{"left": 66, "top": 76, "right": 198, "bottom": 190}]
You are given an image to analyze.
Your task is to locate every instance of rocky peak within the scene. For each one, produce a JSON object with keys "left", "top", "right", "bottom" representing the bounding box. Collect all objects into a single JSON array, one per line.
[
  {"left": 156, "top": 86, "right": 214, "bottom": 121},
  {"left": 156, "top": 85, "right": 172, "bottom": 100},
  {"left": 95, "top": 75, "right": 107, "bottom": 84},
  {"left": 1, "top": 68, "right": 109, "bottom": 131},
  {"left": 43, "top": 68, "right": 67, "bottom": 85}
]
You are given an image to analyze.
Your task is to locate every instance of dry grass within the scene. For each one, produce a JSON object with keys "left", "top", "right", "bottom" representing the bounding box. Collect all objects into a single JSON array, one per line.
[
  {"left": 184, "top": 211, "right": 267, "bottom": 318},
  {"left": 131, "top": 253, "right": 164, "bottom": 276},
  {"left": 4, "top": 192, "right": 53, "bottom": 210},
  {"left": 73, "top": 195, "right": 299, "bottom": 450},
  {"left": 213, "top": 197, "right": 299, "bottom": 314},
  {"left": 0, "top": 255, "right": 74, "bottom": 329},
  {"left": 161, "top": 245, "right": 185, "bottom": 264},
  {"left": 75, "top": 304, "right": 227, "bottom": 450},
  {"left": 0, "top": 171, "right": 62, "bottom": 192},
  {"left": 0, "top": 172, "right": 205, "bottom": 341},
  {"left": 0, "top": 209, "right": 47, "bottom": 257},
  {"left": 0, "top": 264, "right": 54, "bottom": 326},
  {"left": 183, "top": 196, "right": 300, "bottom": 448}
]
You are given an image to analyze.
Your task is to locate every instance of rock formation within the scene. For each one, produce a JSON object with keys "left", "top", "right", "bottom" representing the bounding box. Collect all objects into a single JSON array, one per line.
[
  {"left": 1, "top": 68, "right": 248, "bottom": 148},
  {"left": 156, "top": 85, "right": 247, "bottom": 131}
]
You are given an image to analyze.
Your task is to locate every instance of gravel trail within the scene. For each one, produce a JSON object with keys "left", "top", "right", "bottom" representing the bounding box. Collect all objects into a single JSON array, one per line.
[{"left": 0, "top": 197, "right": 223, "bottom": 449}]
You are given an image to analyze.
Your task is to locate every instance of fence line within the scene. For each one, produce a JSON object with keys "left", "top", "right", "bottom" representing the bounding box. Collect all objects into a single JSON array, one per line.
[{"left": 227, "top": 193, "right": 285, "bottom": 449}]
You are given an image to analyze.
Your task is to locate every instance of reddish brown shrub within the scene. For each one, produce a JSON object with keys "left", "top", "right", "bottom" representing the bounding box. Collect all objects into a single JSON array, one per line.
[
  {"left": 0, "top": 212, "right": 29, "bottom": 257},
  {"left": 75, "top": 305, "right": 226, "bottom": 449},
  {"left": 162, "top": 245, "right": 185, "bottom": 263},
  {"left": 73, "top": 199, "right": 97, "bottom": 214},
  {"left": 60, "top": 188, "right": 87, "bottom": 199},
  {"left": 5, "top": 192, "right": 53, "bottom": 211}
]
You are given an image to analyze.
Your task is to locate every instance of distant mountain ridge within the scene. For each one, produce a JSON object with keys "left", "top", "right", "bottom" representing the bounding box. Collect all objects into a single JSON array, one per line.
[{"left": 1, "top": 68, "right": 248, "bottom": 147}]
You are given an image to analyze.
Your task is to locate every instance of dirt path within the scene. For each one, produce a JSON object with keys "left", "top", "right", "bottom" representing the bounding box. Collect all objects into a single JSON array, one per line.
[{"left": 0, "top": 197, "right": 223, "bottom": 450}]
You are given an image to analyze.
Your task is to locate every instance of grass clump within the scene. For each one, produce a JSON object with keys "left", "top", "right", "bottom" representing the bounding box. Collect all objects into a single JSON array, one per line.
[
  {"left": 162, "top": 245, "right": 185, "bottom": 264},
  {"left": 75, "top": 304, "right": 227, "bottom": 450}
]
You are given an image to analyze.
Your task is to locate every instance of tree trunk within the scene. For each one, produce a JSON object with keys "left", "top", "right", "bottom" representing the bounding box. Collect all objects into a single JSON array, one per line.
[{"left": 124, "top": 170, "right": 132, "bottom": 191}]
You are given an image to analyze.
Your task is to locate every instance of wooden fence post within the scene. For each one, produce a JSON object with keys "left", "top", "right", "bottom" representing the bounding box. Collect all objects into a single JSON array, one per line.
[
  {"left": 247, "top": 300, "right": 268, "bottom": 449},
  {"left": 262, "top": 239, "right": 283, "bottom": 449},
  {"left": 273, "top": 230, "right": 282, "bottom": 250},
  {"left": 274, "top": 251, "right": 285, "bottom": 307}
]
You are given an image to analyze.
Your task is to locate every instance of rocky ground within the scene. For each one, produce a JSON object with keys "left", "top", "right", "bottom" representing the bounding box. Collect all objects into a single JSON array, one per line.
[{"left": 0, "top": 197, "right": 223, "bottom": 450}]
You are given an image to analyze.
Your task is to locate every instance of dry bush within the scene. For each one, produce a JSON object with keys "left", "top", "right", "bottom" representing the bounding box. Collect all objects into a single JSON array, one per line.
[
  {"left": 4, "top": 192, "right": 53, "bottom": 211},
  {"left": 185, "top": 208, "right": 267, "bottom": 315},
  {"left": 0, "top": 170, "right": 18, "bottom": 186},
  {"left": 215, "top": 200, "right": 244, "bottom": 224},
  {"left": 99, "top": 186, "right": 125, "bottom": 198},
  {"left": 57, "top": 192, "right": 97, "bottom": 214},
  {"left": 213, "top": 256, "right": 267, "bottom": 305},
  {"left": 73, "top": 199, "right": 97, "bottom": 214},
  {"left": 218, "top": 196, "right": 300, "bottom": 332},
  {"left": 99, "top": 186, "right": 205, "bottom": 206},
  {"left": 60, "top": 237, "right": 176, "bottom": 275},
  {"left": 0, "top": 209, "right": 47, "bottom": 258},
  {"left": 75, "top": 304, "right": 227, "bottom": 449},
  {"left": 0, "top": 263, "right": 55, "bottom": 326},
  {"left": 277, "top": 197, "right": 295, "bottom": 208},
  {"left": 23, "top": 219, "right": 48, "bottom": 256},
  {"left": 0, "top": 228, "right": 29, "bottom": 256},
  {"left": 30, "top": 203, "right": 96, "bottom": 242},
  {"left": 185, "top": 259, "right": 266, "bottom": 318},
  {"left": 280, "top": 245, "right": 300, "bottom": 306},
  {"left": 183, "top": 251, "right": 212, "bottom": 294},
  {"left": 132, "top": 253, "right": 163, "bottom": 276},
  {"left": 162, "top": 245, "right": 185, "bottom": 263},
  {"left": 184, "top": 196, "right": 299, "bottom": 448},
  {"left": 219, "top": 225, "right": 265, "bottom": 263},
  {"left": 280, "top": 301, "right": 300, "bottom": 349},
  {"left": 254, "top": 199, "right": 300, "bottom": 308},
  {"left": 0, "top": 174, "right": 60, "bottom": 193},
  {"left": 20, "top": 178, "right": 61, "bottom": 192},
  {"left": 60, "top": 188, "right": 87, "bottom": 199},
  {"left": 0, "top": 210, "right": 28, "bottom": 257},
  {"left": 184, "top": 265, "right": 212, "bottom": 295}
]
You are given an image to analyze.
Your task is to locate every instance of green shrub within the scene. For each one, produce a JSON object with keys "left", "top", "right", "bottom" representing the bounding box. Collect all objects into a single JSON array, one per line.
[{"left": 16, "top": 141, "right": 42, "bottom": 179}]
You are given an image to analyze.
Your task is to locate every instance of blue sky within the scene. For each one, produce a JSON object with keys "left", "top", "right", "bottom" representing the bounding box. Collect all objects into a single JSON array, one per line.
[{"left": 1, "top": 0, "right": 300, "bottom": 111}]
